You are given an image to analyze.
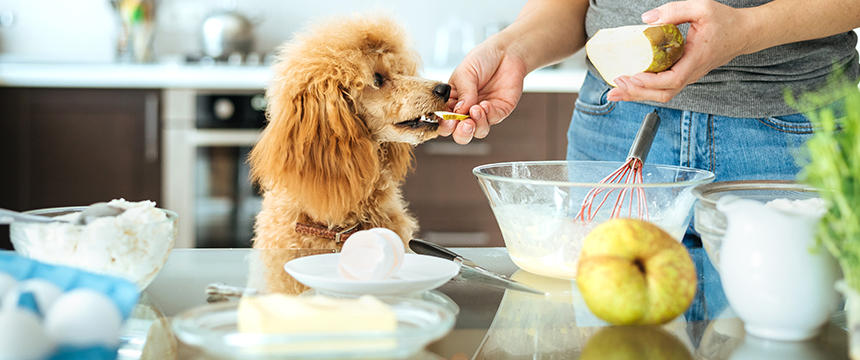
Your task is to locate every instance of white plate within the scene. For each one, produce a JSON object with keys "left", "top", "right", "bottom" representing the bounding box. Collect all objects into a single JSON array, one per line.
[
  {"left": 284, "top": 253, "right": 460, "bottom": 296},
  {"left": 172, "top": 295, "right": 457, "bottom": 359}
]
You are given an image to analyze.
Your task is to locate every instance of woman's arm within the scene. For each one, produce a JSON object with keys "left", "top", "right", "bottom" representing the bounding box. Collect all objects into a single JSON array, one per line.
[
  {"left": 743, "top": 0, "right": 860, "bottom": 54},
  {"left": 442, "top": 0, "right": 589, "bottom": 144},
  {"left": 500, "top": 0, "right": 590, "bottom": 72}
]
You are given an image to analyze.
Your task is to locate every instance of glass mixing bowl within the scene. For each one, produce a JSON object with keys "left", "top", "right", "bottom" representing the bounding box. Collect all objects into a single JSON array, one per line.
[
  {"left": 473, "top": 160, "right": 715, "bottom": 279},
  {"left": 10, "top": 206, "right": 178, "bottom": 289},
  {"left": 691, "top": 180, "right": 819, "bottom": 273}
]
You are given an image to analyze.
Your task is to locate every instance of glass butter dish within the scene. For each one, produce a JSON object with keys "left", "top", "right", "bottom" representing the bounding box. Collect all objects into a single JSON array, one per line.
[{"left": 172, "top": 295, "right": 456, "bottom": 359}]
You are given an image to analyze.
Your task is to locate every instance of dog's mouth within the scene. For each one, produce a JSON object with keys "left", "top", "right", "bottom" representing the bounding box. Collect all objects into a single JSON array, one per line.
[{"left": 395, "top": 112, "right": 441, "bottom": 129}]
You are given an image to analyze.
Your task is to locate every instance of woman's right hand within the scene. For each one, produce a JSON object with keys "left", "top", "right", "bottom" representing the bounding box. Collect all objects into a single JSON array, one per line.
[
  {"left": 440, "top": 0, "right": 590, "bottom": 144},
  {"left": 441, "top": 39, "right": 528, "bottom": 144}
]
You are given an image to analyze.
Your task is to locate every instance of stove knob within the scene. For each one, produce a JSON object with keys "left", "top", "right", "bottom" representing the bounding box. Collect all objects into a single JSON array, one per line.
[
  {"left": 246, "top": 52, "right": 261, "bottom": 66},
  {"left": 213, "top": 98, "right": 235, "bottom": 120},
  {"left": 250, "top": 94, "right": 267, "bottom": 111}
]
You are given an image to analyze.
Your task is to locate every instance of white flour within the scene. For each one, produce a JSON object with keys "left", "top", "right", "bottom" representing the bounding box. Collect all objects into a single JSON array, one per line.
[
  {"left": 765, "top": 197, "right": 828, "bottom": 218},
  {"left": 493, "top": 203, "right": 688, "bottom": 279},
  {"left": 10, "top": 199, "right": 175, "bottom": 288}
]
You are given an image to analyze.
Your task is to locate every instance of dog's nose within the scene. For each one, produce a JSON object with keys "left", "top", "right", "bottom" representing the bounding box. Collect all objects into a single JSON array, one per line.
[{"left": 433, "top": 83, "right": 452, "bottom": 101}]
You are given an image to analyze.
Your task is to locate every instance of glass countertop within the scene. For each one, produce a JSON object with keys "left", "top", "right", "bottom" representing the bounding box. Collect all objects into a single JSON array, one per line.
[{"left": 126, "top": 247, "right": 848, "bottom": 359}]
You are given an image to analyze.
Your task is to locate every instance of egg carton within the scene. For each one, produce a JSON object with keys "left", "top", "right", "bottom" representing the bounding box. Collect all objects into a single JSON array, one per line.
[{"left": 0, "top": 252, "right": 140, "bottom": 360}]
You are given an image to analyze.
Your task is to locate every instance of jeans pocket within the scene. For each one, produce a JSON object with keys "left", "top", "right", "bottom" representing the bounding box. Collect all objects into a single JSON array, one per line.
[
  {"left": 574, "top": 72, "right": 615, "bottom": 116},
  {"left": 758, "top": 113, "right": 814, "bottom": 134}
]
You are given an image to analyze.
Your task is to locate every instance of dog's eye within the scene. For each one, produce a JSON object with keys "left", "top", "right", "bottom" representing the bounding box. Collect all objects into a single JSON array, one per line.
[{"left": 373, "top": 73, "right": 385, "bottom": 88}]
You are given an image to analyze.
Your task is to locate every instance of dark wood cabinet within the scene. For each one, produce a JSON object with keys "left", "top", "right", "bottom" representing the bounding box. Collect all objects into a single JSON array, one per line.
[
  {"left": 0, "top": 88, "right": 162, "bottom": 249},
  {"left": 404, "top": 92, "right": 577, "bottom": 247},
  {"left": 0, "top": 88, "right": 572, "bottom": 250}
]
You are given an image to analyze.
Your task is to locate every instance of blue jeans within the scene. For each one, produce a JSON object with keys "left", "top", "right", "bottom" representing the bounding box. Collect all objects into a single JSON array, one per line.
[
  {"left": 566, "top": 72, "right": 816, "bottom": 321},
  {"left": 567, "top": 72, "right": 813, "bottom": 181}
]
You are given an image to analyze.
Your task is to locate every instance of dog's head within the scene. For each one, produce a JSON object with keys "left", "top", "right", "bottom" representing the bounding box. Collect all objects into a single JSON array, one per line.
[{"left": 250, "top": 16, "right": 447, "bottom": 221}]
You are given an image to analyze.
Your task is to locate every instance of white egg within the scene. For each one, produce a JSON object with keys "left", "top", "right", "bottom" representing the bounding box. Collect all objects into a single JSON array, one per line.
[
  {"left": 45, "top": 289, "right": 123, "bottom": 346},
  {"left": 368, "top": 227, "right": 405, "bottom": 273},
  {"left": 338, "top": 228, "right": 405, "bottom": 280},
  {"left": 0, "top": 308, "right": 54, "bottom": 360},
  {"left": 0, "top": 273, "right": 17, "bottom": 301},
  {"left": 2, "top": 279, "right": 62, "bottom": 315}
]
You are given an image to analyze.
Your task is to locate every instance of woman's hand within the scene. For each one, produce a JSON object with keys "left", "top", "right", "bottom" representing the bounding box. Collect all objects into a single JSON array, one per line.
[
  {"left": 441, "top": 40, "right": 528, "bottom": 144},
  {"left": 439, "top": 0, "right": 589, "bottom": 144},
  {"left": 607, "top": 0, "right": 757, "bottom": 103}
]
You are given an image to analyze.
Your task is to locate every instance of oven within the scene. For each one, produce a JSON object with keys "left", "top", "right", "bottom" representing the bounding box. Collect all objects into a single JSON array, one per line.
[{"left": 163, "top": 89, "right": 266, "bottom": 248}]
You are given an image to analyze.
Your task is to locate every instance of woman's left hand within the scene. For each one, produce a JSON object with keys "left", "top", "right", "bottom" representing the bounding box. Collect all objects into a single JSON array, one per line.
[{"left": 607, "top": 0, "right": 757, "bottom": 103}]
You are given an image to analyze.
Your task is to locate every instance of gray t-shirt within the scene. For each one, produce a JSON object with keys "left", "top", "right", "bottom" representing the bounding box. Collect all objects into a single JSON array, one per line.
[{"left": 585, "top": 0, "right": 859, "bottom": 117}]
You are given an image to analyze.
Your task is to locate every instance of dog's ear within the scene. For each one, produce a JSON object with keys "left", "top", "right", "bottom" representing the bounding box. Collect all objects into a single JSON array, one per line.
[{"left": 250, "top": 74, "right": 380, "bottom": 222}]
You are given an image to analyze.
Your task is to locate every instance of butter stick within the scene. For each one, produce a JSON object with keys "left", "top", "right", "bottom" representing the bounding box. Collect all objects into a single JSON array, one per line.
[
  {"left": 237, "top": 294, "right": 397, "bottom": 353},
  {"left": 238, "top": 294, "right": 396, "bottom": 334}
]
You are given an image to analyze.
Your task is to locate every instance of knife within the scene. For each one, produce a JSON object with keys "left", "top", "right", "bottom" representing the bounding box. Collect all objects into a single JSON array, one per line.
[{"left": 409, "top": 239, "right": 545, "bottom": 296}]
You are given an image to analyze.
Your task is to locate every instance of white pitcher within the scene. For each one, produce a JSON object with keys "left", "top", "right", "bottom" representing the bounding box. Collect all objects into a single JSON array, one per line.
[{"left": 717, "top": 196, "right": 840, "bottom": 341}]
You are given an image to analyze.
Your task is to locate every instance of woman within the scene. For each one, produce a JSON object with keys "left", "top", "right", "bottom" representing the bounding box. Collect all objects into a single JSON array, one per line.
[
  {"left": 441, "top": 0, "right": 860, "bottom": 319},
  {"left": 442, "top": 0, "right": 859, "bottom": 183}
]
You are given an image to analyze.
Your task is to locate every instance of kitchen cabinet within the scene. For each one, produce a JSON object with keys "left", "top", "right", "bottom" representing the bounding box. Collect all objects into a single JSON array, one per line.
[
  {"left": 404, "top": 92, "right": 577, "bottom": 247},
  {"left": 0, "top": 88, "right": 162, "bottom": 249}
]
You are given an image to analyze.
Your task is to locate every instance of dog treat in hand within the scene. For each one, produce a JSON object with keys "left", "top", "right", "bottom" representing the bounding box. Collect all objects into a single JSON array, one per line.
[
  {"left": 434, "top": 111, "right": 470, "bottom": 121},
  {"left": 338, "top": 228, "right": 405, "bottom": 281}
]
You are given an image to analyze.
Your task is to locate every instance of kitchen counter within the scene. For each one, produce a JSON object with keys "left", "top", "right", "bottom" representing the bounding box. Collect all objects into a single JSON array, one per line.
[
  {"left": 0, "top": 62, "right": 586, "bottom": 92},
  {"left": 132, "top": 247, "right": 849, "bottom": 359}
]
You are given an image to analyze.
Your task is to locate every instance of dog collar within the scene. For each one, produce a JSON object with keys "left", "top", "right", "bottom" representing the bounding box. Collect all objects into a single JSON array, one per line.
[{"left": 295, "top": 221, "right": 362, "bottom": 244}]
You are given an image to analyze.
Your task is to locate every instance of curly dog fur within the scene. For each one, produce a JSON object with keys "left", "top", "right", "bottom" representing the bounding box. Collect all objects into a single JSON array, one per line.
[{"left": 250, "top": 16, "right": 448, "bottom": 251}]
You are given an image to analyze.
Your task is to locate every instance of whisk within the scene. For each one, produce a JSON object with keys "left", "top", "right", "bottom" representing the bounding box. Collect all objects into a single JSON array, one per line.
[{"left": 576, "top": 111, "right": 661, "bottom": 222}]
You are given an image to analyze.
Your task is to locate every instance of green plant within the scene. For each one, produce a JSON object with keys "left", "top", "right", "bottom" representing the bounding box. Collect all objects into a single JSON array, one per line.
[{"left": 788, "top": 77, "right": 860, "bottom": 291}]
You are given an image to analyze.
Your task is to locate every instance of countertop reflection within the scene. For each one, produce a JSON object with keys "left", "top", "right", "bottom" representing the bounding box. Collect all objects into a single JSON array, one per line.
[{"left": 130, "top": 248, "right": 848, "bottom": 360}]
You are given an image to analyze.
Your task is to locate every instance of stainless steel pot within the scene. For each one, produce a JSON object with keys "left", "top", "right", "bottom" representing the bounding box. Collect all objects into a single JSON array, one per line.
[{"left": 200, "top": 10, "right": 255, "bottom": 59}]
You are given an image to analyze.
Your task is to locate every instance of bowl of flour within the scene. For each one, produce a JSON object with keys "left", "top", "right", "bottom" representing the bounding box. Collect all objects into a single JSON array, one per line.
[
  {"left": 692, "top": 181, "right": 823, "bottom": 273},
  {"left": 9, "top": 199, "right": 177, "bottom": 289}
]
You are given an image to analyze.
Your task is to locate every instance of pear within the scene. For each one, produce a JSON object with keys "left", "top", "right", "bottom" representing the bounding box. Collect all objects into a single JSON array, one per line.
[
  {"left": 581, "top": 326, "right": 693, "bottom": 360},
  {"left": 585, "top": 24, "right": 685, "bottom": 87},
  {"left": 575, "top": 218, "right": 697, "bottom": 325}
]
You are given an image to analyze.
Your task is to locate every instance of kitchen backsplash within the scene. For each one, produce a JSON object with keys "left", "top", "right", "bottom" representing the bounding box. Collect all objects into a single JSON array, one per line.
[
  {"left": 0, "top": 0, "right": 529, "bottom": 66},
  {"left": 0, "top": 0, "right": 116, "bottom": 62}
]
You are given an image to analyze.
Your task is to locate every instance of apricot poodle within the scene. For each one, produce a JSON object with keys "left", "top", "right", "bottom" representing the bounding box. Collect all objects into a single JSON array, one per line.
[{"left": 249, "top": 16, "right": 450, "bottom": 250}]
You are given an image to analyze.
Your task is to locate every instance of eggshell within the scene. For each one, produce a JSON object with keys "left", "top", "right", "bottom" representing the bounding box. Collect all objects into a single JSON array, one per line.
[
  {"left": 45, "top": 289, "right": 123, "bottom": 346},
  {"left": 368, "top": 228, "right": 405, "bottom": 274},
  {"left": 3, "top": 279, "right": 62, "bottom": 315},
  {"left": 338, "top": 228, "right": 405, "bottom": 280},
  {"left": 0, "top": 308, "right": 54, "bottom": 360}
]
